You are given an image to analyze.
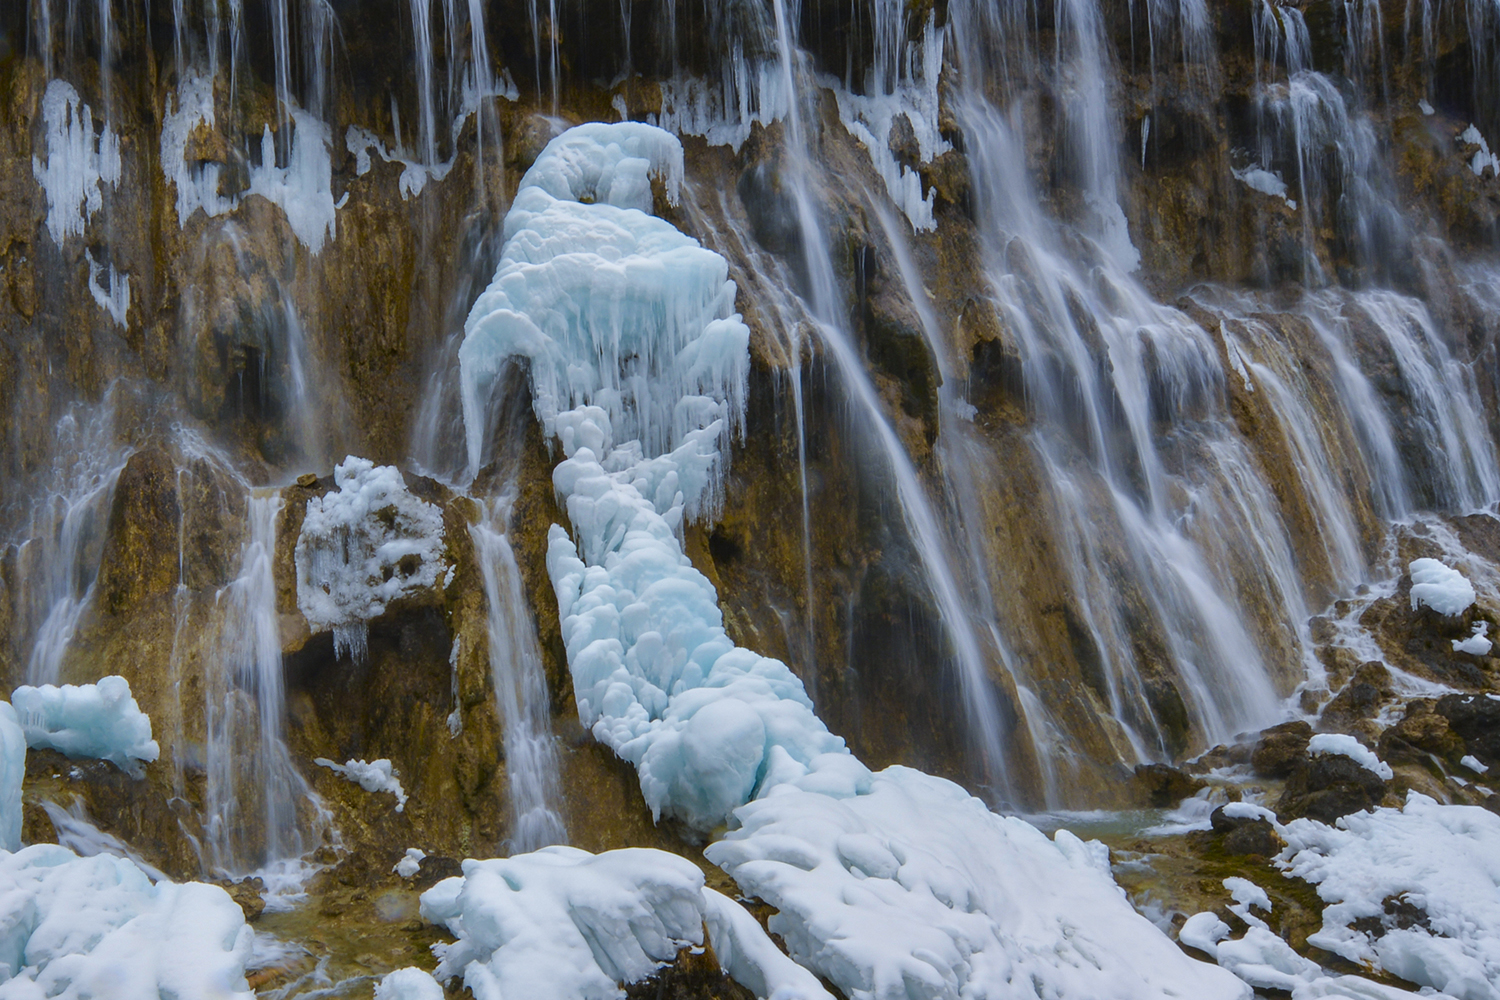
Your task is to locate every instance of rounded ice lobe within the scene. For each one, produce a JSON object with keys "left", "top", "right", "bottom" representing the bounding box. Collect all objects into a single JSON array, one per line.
[
  {"left": 10, "top": 675, "right": 158, "bottom": 775},
  {"left": 1408, "top": 558, "right": 1476, "bottom": 617}
]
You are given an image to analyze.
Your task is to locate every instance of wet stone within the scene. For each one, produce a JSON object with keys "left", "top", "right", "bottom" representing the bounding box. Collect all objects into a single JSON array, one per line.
[{"left": 1251, "top": 720, "right": 1313, "bottom": 778}]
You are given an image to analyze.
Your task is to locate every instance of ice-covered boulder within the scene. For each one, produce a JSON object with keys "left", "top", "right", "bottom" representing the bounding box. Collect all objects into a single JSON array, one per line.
[
  {"left": 295, "top": 457, "right": 448, "bottom": 662},
  {"left": 10, "top": 675, "right": 158, "bottom": 775},
  {"left": 420, "top": 846, "right": 706, "bottom": 1000},
  {"left": 375, "top": 967, "right": 444, "bottom": 1000},
  {"left": 0, "top": 705, "right": 24, "bottom": 853},
  {"left": 0, "top": 844, "right": 253, "bottom": 997},
  {"left": 1409, "top": 558, "right": 1476, "bottom": 617}
]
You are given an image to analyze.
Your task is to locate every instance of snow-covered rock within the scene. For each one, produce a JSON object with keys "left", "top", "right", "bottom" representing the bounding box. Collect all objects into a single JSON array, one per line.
[
  {"left": 10, "top": 676, "right": 158, "bottom": 775},
  {"left": 0, "top": 845, "right": 253, "bottom": 998},
  {"left": 394, "top": 848, "right": 426, "bottom": 878},
  {"left": 375, "top": 967, "right": 445, "bottom": 1000},
  {"left": 314, "top": 757, "right": 408, "bottom": 811},
  {"left": 295, "top": 457, "right": 447, "bottom": 662},
  {"left": 1307, "top": 734, "right": 1393, "bottom": 781},
  {"left": 1409, "top": 559, "right": 1476, "bottom": 617}
]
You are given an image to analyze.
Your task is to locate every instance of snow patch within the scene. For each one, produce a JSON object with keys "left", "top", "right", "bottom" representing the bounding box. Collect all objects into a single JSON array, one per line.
[
  {"left": 1454, "top": 621, "right": 1493, "bottom": 656},
  {"left": 10, "top": 675, "right": 159, "bottom": 775},
  {"left": 1460, "top": 125, "right": 1500, "bottom": 178},
  {"left": 394, "top": 848, "right": 426, "bottom": 878},
  {"left": 1461, "top": 755, "right": 1489, "bottom": 774},
  {"left": 1233, "top": 165, "right": 1297, "bottom": 208},
  {"left": 1280, "top": 792, "right": 1500, "bottom": 999}
]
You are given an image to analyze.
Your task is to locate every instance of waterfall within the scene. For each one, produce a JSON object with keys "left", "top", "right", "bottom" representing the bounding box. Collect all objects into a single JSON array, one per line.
[
  {"left": 203, "top": 493, "right": 322, "bottom": 876},
  {"left": 471, "top": 502, "right": 567, "bottom": 852}
]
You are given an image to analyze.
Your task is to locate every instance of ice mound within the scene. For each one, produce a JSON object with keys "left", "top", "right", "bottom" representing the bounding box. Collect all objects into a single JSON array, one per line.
[
  {"left": 707, "top": 764, "right": 1250, "bottom": 1000},
  {"left": 0, "top": 844, "right": 253, "bottom": 998},
  {"left": 420, "top": 844, "right": 831, "bottom": 1000},
  {"left": 394, "top": 848, "right": 427, "bottom": 878},
  {"left": 31, "top": 79, "right": 121, "bottom": 246},
  {"left": 0, "top": 704, "right": 23, "bottom": 852},
  {"left": 1279, "top": 792, "right": 1500, "bottom": 1000},
  {"left": 10, "top": 675, "right": 159, "bottom": 775},
  {"left": 1307, "top": 733, "right": 1393, "bottom": 780},
  {"left": 458, "top": 122, "right": 748, "bottom": 502},
  {"left": 420, "top": 846, "right": 706, "bottom": 999},
  {"left": 295, "top": 457, "right": 448, "bottom": 661},
  {"left": 314, "top": 757, "right": 409, "bottom": 811},
  {"left": 375, "top": 967, "right": 444, "bottom": 1000},
  {"left": 1409, "top": 558, "right": 1476, "bottom": 616}
]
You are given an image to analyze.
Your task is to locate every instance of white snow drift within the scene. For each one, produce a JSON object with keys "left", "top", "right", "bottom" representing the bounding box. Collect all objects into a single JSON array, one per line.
[{"left": 1409, "top": 558, "right": 1477, "bottom": 617}]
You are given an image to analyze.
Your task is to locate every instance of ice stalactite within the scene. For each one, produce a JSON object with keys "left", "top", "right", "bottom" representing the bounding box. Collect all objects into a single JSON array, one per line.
[{"left": 31, "top": 79, "right": 120, "bottom": 246}]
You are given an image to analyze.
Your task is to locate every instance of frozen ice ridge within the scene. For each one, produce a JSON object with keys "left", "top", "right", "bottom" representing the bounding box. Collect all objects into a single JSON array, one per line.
[
  {"left": 10, "top": 675, "right": 159, "bottom": 776},
  {"left": 461, "top": 121, "right": 1248, "bottom": 1000},
  {"left": 295, "top": 457, "right": 448, "bottom": 662}
]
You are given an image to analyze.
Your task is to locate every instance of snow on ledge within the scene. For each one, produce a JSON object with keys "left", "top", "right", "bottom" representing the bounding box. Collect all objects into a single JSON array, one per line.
[
  {"left": 1307, "top": 733, "right": 1393, "bottom": 780},
  {"left": 1409, "top": 558, "right": 1476, "bottom": 617},
  {"left": 315, "top": 757, "right": 408, "bottom": 812}
]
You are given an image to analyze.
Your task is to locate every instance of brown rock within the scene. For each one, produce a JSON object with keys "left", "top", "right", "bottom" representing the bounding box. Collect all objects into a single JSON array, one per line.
[
  {"left": 1134, "top": 763, "right": 1206, "bottom": 808},
  {"left": 94, "top": 449, "right": 182, "bottom": 616},
  {"left": 1250, "top": 720, "right": 1312, "bottom": 778}
]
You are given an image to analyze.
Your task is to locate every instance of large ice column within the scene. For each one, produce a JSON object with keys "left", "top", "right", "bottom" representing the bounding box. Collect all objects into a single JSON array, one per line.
[
  {"left": 0, "top": 704, "right": 24, "bottom": 853},
  {"left": 458, "top": 121, "right": 747, "bottom": 507},
  {"left": 0, "top": 845, "right": 254, "bottom": 997},
  {"left": 295, "top": 457, "right": 449, "bottom": 661},
  {"left": 10, "top": 675, "right": 159, "bottom": 776}
]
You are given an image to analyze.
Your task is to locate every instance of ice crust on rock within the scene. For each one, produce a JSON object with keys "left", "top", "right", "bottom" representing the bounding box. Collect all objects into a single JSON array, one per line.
[
  {"left": 1306, "top": 734, "right": 1393, "bottom": 780},
  {"left": 0, "top": 844, "right": 253, "bottom": 998},
  {"left": 375, "top": 967, "right": 445, "bottom": 1000},
  {"left": 314, "top": 757, "right": 408, "bottom": 811},
  {"left": 31, "top": 80, "right": 121, "bottom": 246},
  {"left": 706, "top": 764, "right": 1250, "bottom": 1000},
  {"left": 161, "top": 74, "right": 238, "bottom": 226},
  {"left": 1409, "top": 558, "right": 1477, "bottom": 616},
  {"left": 295, "top": 457, "right": 447, "bottom": 661},
  {"left": 0, "top": 706, "right": 23, "bottom": 853},
  {"left": 10, "top": 676, "right": 158, "bottom": 775},
  {"left": 247, "top": 108, "right": 338, "bottom": 253},
  {"left": 1279, "top": 792, "right": 1500, "bottom": 1000},
  {"left": 420, "top": 846, "right": 706, "bottom": 1000}
]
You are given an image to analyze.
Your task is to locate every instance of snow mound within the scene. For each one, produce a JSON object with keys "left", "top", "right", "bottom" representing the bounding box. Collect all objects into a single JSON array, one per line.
[
  {"left": 295, "top": 457, "right": 448, "bottom": 662},
  {"left": 1409, "top": 558, "right": 1476, "bottom": 617},
  {"left": 31, "top": 80, "right": 120, "bottom": 246},
  {"left": 700, "top": 886, "right": 834, "bottom": 1000},
  {"left": 394, "top": 848, "right": 427, "bottom": 878},
  {"left": 0, "top": 844, "right": 253, "bottom": 998},
  {"left": 1280, "top": 792, "right": 1500, "bottom": 1000},
  {"left": 419, "top": 846, "right": 706, "bottom": 999},
  {"left": 375, "top": 967, "right": 444, "bottom": 1000},
  {"left": 314, "top": 757, "right": 408, "bottom": 811},
  {"left": 705, "top": 764, "right": 1251, "bottom": 1000},
  {"left": 10, "top": 675, "right": 159, "bottom": 775},
  {"left": 0, "top": 705, "right": 23, "bottom": 852},
  {"left": 1307, "top": 734, "right": 1393, "bottom": 780}
]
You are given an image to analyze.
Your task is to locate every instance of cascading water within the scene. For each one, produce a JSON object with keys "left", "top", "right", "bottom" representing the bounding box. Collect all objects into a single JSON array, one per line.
[
  {"left": 203, "top": 492, "right": 323, "bottom": 877},
  {"left": 471, "top": 501, "right": 567, "bottom": 852}
]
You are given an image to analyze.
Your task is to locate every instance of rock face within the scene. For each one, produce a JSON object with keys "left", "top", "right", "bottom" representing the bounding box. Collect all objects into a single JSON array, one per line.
[{"left": 1, "top": 0, "right": 1499, "bottom": 925}]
